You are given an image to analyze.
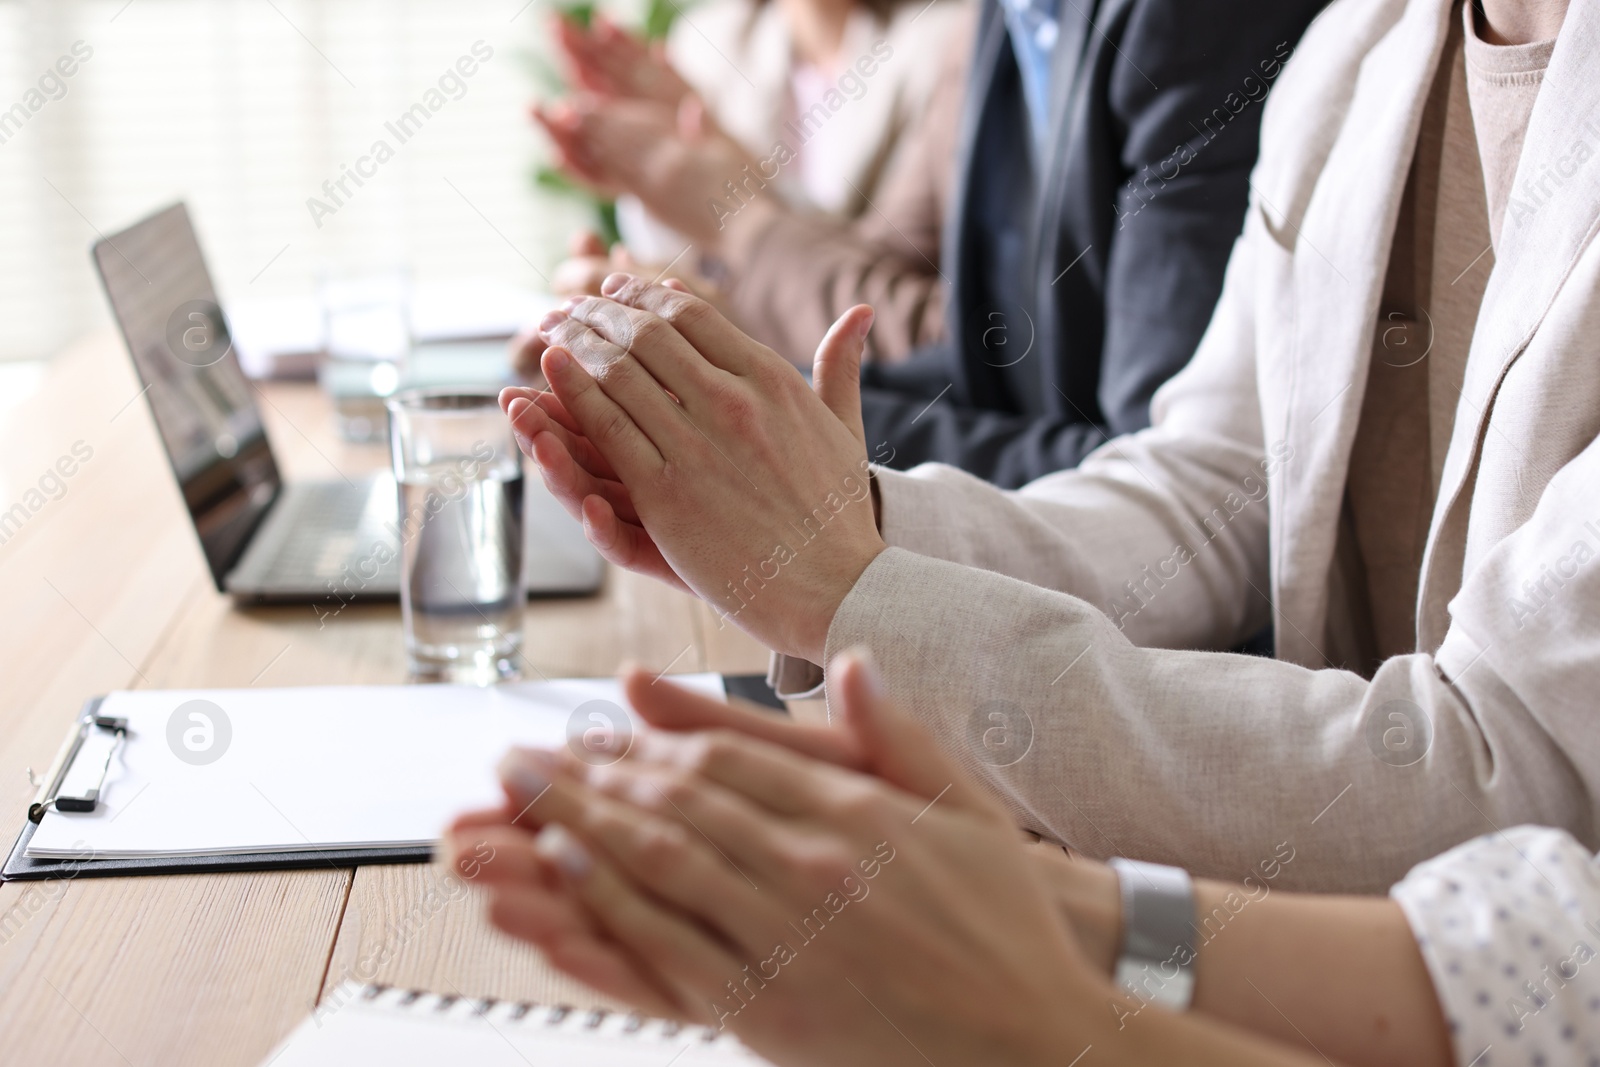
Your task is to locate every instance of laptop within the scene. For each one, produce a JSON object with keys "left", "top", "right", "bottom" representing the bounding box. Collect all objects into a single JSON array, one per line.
[{"left": 92, "top": 202, "right": 603, "bottom": 604}]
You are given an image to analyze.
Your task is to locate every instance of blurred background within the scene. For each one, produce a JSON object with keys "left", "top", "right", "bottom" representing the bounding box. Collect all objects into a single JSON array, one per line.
[{"left": 0, "top": 0, "right": 627, "bottom": 381}]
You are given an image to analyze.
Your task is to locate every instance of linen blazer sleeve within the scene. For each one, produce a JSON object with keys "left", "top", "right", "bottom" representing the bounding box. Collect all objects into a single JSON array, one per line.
[{"left": 777, "top": 185, "right": 1600, "bottom": 894}]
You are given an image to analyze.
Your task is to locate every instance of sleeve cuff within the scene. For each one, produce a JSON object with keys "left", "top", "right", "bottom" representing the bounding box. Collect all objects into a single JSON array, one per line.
[
  {"left": 1390, "top": 826, "right": 1600, "bottom": 1065},
  {"left": 766, "top": 545, "right": 924, "bottom": 706},
  {"left": 873, "top": 465, "right": 969, "bottom": 556},
  {"left": 767, "top": 652, "right": 825, "bottom": 701}
]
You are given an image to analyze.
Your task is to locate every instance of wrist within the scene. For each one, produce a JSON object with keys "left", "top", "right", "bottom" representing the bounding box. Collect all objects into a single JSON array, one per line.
[
  {"left": 798, "top": 540, "right": 885, "bottom": 664},
  {"left": 1108, "top": 858, "right": 1198, "bottom": 1012},
  {"left": 1033, "top": 847, "right": 1122, "bottom": 977}
]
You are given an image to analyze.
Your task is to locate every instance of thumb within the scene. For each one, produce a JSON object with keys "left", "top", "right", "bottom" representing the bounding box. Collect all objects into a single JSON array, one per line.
[
  {"left": 829, "top": 648, "right": 995, "bottom": 813},
  {"left": 812, "top": 305, "right": 872, "bottom": 446}
]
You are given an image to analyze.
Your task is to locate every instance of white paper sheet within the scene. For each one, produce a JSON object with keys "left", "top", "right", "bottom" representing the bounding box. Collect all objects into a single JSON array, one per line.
[{"left": 28, "top": 675, "right": 724, "bottom": 860}]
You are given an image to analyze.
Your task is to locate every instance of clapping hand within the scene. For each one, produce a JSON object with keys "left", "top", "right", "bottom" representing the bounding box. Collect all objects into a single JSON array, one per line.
[
  {"left": 445, "top": 653, "right": 1099, "bottom": 1067},
  {"left": 499, "top": 275, "right": 886, "bottom": 662},
  {"left": 553, "top": 15, "right": 693, "bottom": 109}
]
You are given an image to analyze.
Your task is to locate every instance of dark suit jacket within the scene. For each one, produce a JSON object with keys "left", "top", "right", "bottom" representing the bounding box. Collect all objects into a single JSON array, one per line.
[{"left": 861, "top": 0, "right": 1327, "bottom": 488}]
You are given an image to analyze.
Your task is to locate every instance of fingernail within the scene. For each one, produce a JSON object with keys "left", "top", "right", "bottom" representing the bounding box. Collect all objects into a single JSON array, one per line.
[
  {"left": 498, "top": 749, "right": 551, "bottom": 799},
  {"left": 534, "top": 824, "right": 593, "bottom": 881},
  {"left": 600, "top": 273, "right": 630, "bottom": 296},
  {"left": 539, "top": 309, "right": 569, "bottom": 334},
  {"left": 856, "top": 308, "right": 875, "bottom": 339},
  {"left": 507, "top": 397, "right": 531, "bottom": 423},
  {"left": 563, "top": 295, "right": 586, "bottom": 312},
  {"left": 545, "top": 347, "right": 570, "bottom": 373}
]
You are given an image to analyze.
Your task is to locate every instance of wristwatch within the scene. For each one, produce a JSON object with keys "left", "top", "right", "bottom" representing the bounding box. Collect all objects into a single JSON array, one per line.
[{"left": 1108, "top": 857, "right": 1197, "bottom": 1011}]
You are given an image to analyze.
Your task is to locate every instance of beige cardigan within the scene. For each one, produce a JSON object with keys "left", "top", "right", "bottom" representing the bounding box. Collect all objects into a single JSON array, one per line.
[{"left": 774, "top": 0, "right": 1600, "bottom": 893}]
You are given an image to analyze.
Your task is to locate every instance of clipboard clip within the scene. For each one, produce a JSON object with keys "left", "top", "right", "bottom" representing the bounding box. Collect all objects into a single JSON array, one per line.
[{"left": 28, "top": 715, "right": 129, "bottom": 823}]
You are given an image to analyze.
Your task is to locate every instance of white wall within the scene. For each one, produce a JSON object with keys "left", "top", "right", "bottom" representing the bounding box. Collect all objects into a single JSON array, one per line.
[{"left": 0, "top": 0, "right": 609, "bottom": 362}]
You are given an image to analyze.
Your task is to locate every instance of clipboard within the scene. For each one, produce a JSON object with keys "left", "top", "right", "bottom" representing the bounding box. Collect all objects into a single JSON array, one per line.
[{"left": 3, "top": 674, "right": 786, "bottom": 883}]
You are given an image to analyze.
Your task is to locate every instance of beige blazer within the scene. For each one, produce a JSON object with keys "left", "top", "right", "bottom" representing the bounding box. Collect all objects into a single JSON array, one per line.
[{"left": 774, "top": 0, "right": 1600, "bottom": 893}]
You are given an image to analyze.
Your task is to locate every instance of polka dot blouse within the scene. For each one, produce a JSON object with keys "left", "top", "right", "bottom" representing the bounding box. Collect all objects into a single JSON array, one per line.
[{"left": 1392, "top": 826, "right": 1600, "bottom": 1067}]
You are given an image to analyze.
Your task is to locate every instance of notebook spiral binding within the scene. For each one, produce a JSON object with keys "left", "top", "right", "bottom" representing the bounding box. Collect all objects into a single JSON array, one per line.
[{"left": 347, "top": 982, "right": 728, "bottom": 1046}]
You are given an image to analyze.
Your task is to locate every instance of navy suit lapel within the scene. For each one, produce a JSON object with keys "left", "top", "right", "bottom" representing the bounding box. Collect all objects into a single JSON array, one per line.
[
  {"left": 1030, "top": 0, "right": 1105, "bottom": 394},
  {"left": 942, "top": 0, "right": 1011, "bottom": 406}
]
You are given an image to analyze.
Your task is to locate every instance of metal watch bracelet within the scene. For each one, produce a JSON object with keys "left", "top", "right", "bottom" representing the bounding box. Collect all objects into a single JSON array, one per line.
[{"left": 1108, "top": 857, "right": 1197, "bottom": 1011}]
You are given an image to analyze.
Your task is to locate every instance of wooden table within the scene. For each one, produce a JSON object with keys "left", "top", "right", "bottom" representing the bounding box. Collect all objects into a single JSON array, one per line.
[{"left": 0, "top": 331, "right": 784, "bottom": 1065}]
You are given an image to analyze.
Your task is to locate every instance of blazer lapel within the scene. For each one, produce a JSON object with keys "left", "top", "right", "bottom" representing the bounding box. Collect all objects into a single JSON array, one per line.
[
  {"left": 1032, "top": 0, "right": 1100, "bottom": 266},
  {"left": 1417, "top": 0, "right": 1600, "bottom": 646},
  {"left": 1027, "top": 0, "right": 1101, "bottom": 378},
  {"left": 943, "top": 0, "right": 1010, "bottom": 404},
  {"left": 1271, "top": 0, "right": 1457, "bottom": 665}
]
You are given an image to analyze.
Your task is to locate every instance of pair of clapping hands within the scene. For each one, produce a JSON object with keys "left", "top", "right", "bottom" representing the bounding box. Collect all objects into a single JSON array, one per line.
[
  {"left": 535, "top": 14, "right": 760, "bottom": 248},
  {"left": 511, "top": 18, "right": 760, "bottom": 377},
  {"left": 500, "top": 274, "right": 885, "bottom": 663},
  {"left": 444, "top": 652, "right": 1108, "bottom": 1067}
]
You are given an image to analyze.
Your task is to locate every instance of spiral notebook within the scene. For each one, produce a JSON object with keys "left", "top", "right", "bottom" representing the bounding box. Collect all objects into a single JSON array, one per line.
[{"left": 263, "top": 983, "right": 775, "bottom": 1065}]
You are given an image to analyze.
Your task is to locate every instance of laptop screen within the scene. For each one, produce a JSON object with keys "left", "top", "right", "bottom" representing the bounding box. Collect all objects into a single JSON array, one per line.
[{"left": 92, "top": 203, "right": 281, "bottom": 589}]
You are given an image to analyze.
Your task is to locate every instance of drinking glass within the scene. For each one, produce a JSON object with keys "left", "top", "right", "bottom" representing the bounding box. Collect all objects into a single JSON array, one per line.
[
  {"left": 320, "top": 270, "right": 412, "bottom": 442},
  {"left": 387, "top": 389, "right": 525, "bottom": 684}
]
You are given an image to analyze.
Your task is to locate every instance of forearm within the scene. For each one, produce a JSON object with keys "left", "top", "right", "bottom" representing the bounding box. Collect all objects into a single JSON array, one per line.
[
  {"left": 1031, "top": 848, "right": 1450, "bottom": 1066},
  {"left": 717, "top": 199, "right": 944, "bottom": 367},
  {"left": 866, "top": 426, "right": 1278, "bottom": 653},
  {"left": 1186, "top": 884, "right": 1451, "bottom": 1067},
  {"left": 1043, "top": 968, "right": 1350, "bottom": 1067},
  {"left": 824, "top": 550, "right": 1585, "bottom": 891}
]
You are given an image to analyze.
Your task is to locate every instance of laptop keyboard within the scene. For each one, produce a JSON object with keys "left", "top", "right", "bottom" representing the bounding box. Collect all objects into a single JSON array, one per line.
[{"left": 269, "top": 481, "right": 399, "bottom": 583}]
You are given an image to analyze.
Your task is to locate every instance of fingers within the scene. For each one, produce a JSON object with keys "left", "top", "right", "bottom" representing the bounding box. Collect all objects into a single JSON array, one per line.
[
  {"left": 580, "top": 494, "right": 688, "bottom": 592},
  {"left": 446, "top": 825, "right": 689, "bottom": 1019},
  {"left": 500, "top": 386, "right": 686, "bottom": 589},
  {"left": 503, "top": 387, "right": 621, "bottom": 482},
  {"left": 622, "top": 667, "right": 867, "bottom": 771},
  {"left": 525, "top": 428, "right": 636, "bottom": 522},
  {"left": 540, "top": 345, "right": 667, "bottom": 480},
  {"left": 560, "top": 296, "right": 732, "bottom": 415},
  {"left": 447, "top": 804, "right": 519, "bottom": 836},
  {"left": 827, "top": 650, "right": 999, "bottom": 816},
  {"left": 531, "top": 103, "right": 614, "bottom": 189},
  {"left": 597, "top": 274, "right": 763, "bottom": 376},
  {"left": 813, "top": 306, "right": 873, "bottom": 446},
  {"left": 540, "top": 314, "right": 690, "bottom": 454},
  {"left": 574, "top": 756, "right": 808, "bottom": 894},
  {"left": 532, "top": 822, "right": 748, "bottom": 1016},
  {"left": 624, "top": 722, "right": 867, "bottom": 821},
  {"left": 531, "top": 430, "right": 643, "bottom": 529},
  {"left": 502, "top": 749, "right": 782, "bottom": 945},
  {"left": 504, "top": 890, "right": 690, "bottom": 1021},
  {"left": 613, "top": 655, "right": 987, "bottom": 819}
]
